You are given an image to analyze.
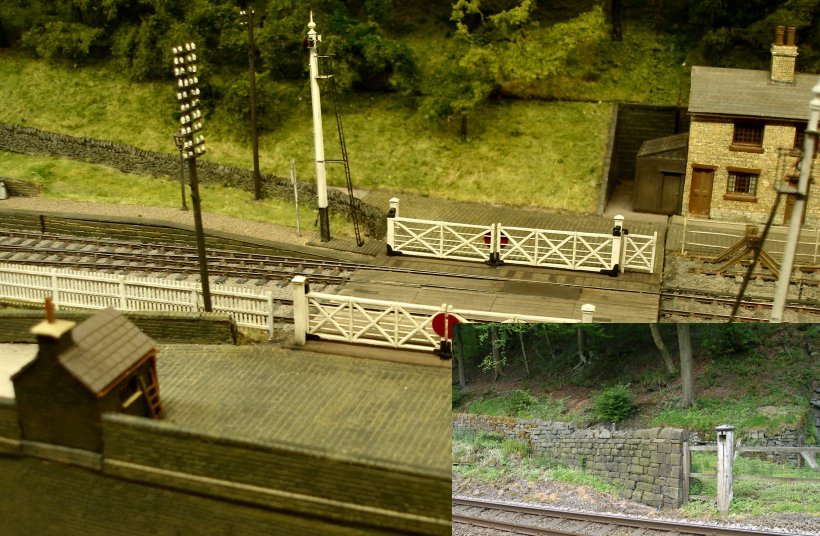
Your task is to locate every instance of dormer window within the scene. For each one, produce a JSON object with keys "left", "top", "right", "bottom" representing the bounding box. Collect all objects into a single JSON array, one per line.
[{"left": 731, "top": 120, "right": 764, "bottom": 152}]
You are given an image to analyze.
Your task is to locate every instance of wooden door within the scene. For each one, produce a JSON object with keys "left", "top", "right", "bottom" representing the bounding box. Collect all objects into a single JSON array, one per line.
[
  {"left": 689, "top": 168, "right": 714, "bottom": 217},
  {"left": 660, "top": 173, "right": 684, "bottom": 215}
]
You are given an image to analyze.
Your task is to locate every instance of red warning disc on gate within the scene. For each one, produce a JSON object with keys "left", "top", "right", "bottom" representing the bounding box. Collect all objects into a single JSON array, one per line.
[
  {"left": 431, "top": 312, "right": 461, "bottom": 339},
  {"left": 483, "top": 232, "right": 510, "bottom": 247}
]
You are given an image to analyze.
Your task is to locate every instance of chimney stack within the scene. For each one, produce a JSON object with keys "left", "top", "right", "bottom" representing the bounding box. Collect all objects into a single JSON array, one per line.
[
  {"left": 30, "top": 297, "right": 76, "bottom": 354},
  {"left": 771, "top": 25, "right": 798, "bottom": 84}
]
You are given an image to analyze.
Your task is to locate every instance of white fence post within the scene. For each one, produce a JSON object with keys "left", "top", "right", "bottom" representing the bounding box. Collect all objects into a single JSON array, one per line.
[
  {"left": 386, "top": 197, "right": 399, "bottom": 255},
  {"left": 292, "top": 275, "right": 308, "bottom": 346},
  {"left": 581, "top": 303, "right": 595, "bottom": 323},
  {"left": 611, "top": 214, "right": 624, "bottom": 273},
  {"left": 191, "top": 287, "right": 199, "bottom": 312},
  {"left": 716, "top": 425, "right": 735, "bottom": 514},
  {"left": 118, "top": 276, "right": 127, "bottom": 311},
  {"left": 267, "top": 291, "right": 275, "bottom": 340},
  {"left": 51, "top": 271, "right": 59, "bottom": 308}
]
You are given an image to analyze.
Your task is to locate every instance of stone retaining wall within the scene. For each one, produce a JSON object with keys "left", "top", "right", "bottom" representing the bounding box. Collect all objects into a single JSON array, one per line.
[
  {"left": 0, "top": 122, "right": 387, "bottom": 237},
  {"left": 0, "top": 310, "right": 237, "bottom": 344},
  {"left": 453, "top": 413, "right": 688, "bottom": 509}
]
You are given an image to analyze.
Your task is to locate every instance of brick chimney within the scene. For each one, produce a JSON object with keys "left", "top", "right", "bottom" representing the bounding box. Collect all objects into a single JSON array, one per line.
[
  {"left": 30, "top": 297, "right": 76, "bottom": 356},
  {"left": 770, "top": 25, "right": 798, "bottom": 84}
]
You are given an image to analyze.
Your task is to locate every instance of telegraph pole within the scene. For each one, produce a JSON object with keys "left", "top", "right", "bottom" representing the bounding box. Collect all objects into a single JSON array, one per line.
[
  {"left": 307, "top": 12, "right": 330, "bottom": 242},
  {"left": 771, "top": 78, "right": 819, "bottom": 322},
  {"left": 240, "top": 4, "right": 262, "bottom": 200}
]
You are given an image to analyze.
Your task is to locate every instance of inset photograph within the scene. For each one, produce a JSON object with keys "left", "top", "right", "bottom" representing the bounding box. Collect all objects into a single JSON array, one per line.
[{"left": 453, "top": 323, "right": 819, "bottom": 535}]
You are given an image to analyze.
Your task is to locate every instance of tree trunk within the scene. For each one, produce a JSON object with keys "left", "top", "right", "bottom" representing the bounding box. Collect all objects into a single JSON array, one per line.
[
  {"left": 491, "top": 326, "right": 503, "bottom": 381},
  {"left": 460, "top": 113, "right": 468, "bottom": 141},
  {"left": 610, "top": 0, "right": 623, "bottom": 41},
  {"left": 455, "top": 324, "right": 466, "bottom": 388},
  {"left": 650, "top": 324, "right": 676, "bottom": 373},
  {"left": 0, "top": 18, "right": 9, "bottom": 48},
  {"left": 518, "top": 330, "right": 531, "bottom": 379},
  {"left": 577, "top": 327, "right": 588, "bottom": 364},
  {"left": 542, "top": 325, "right": 556, "bottom": 360},
  {"left": 677, "top": 323, "right": 694, "bottom": 408}
]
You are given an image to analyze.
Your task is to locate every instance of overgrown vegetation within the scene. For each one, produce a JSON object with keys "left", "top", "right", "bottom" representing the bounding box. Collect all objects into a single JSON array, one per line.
[
  {"left": 452, "top": 428, "right": 616, "bottom": 493},
  {"left": 686, "top": 452, "right": 820, "bottom": 515},
  {"left": 592, "top": 384, "right": 636, "bottom": 423}
]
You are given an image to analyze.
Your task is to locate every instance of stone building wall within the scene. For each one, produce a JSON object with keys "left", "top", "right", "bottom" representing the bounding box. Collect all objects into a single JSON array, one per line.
[
  {"left": 0, "top": 122, "right": 387, "bottom": 238},
  {"left": 453, "top": 413, "right": 688, "bottom": 509},
  {"left": 683, "top": 118, "right": 819, "bottom": 226}
]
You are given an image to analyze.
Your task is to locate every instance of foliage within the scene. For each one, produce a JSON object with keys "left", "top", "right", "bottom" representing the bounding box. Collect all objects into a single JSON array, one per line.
[
  {"left": 592, "top": 384, "right": 636, "bottom": 423},
  {"left": 462, "top": 389, "right": 573, "bottom": 422},
  {"left": 21, "top": 21, "right": 103, "bottom": 61},
  {"left": 700, "top": 324, "right": 761, "bottom": 360}
]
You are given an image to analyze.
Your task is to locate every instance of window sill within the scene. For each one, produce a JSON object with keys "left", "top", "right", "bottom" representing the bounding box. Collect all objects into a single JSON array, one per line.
[
  {"left": 723, "top": 193, "right": 758, "bottom": 203},
  {"left": 729, "top": 144, "right": 764, "bottom": 154}
]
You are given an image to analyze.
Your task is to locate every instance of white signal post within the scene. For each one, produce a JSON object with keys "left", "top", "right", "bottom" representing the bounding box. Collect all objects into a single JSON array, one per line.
[
  {"left": 771, "top": 78, "right": 819, "bottom": 321},
  {"left": 307, "top": 12, "right": 330, "bottom": 242}
]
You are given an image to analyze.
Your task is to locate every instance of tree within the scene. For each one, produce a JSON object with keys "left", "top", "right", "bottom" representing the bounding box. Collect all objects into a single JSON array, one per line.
[
  {"left": 677, "top": 323, "right": 694, "bottom": 408},
  {"left": 649, "top": 324, "right": 676, "bottom": 373}
]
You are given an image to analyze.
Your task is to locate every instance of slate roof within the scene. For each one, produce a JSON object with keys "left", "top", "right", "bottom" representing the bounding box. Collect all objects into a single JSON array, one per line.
[
  {"left": 688, "top": 66, "right": 818, "bottom": 120},
  {"left": 637, "top": 132, "right": 689, "bottom": 158},
  {"left": 59, "top": 308, "right": 156, "bottom": 396}
]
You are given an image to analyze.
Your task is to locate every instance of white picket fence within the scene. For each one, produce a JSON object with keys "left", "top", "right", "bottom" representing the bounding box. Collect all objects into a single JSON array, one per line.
[
  {"left": 0, "top": 264, "right": 598, "bottom": 353},
  {"left": 0, "top": 263, "right": 277, "bottom": 335},
  {"left": 291, "top": 276, "right": 596, "bottom": 353},
  {"left": 386, "top": 198, "right": 657, "bottom": 274}
]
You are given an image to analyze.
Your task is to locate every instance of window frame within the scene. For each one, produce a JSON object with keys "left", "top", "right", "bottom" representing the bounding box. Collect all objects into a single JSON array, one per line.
[
  {"left": 730, "top": 120, "right": 765, "bottom": 153},
  {"left": 724, "top": 167, "right": 760, "bottom": 202}
]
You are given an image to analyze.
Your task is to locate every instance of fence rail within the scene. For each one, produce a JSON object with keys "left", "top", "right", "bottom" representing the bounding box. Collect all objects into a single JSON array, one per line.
[
  {"left": 386, "top": 198, "right": 656, "bottom": 274},
  {"left": 681, "top": 217, "right": 820, "bottom": 264}
]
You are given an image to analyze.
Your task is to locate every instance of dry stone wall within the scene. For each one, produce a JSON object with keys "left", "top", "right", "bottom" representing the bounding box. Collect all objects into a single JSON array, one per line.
[
  {"left": 0, "top": 122, "right": 387, "bottom": 237},
  {"left": 453, "top": 413, "right": 688, "bottom": 509}
]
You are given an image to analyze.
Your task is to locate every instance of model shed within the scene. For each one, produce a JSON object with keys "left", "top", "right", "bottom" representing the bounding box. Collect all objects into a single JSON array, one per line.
[
  {"left": 633, "top": 132, "right": 688, "bottom": 215},
  {"left": 12, "top": 305, "right": 162, "bottom": 453}
]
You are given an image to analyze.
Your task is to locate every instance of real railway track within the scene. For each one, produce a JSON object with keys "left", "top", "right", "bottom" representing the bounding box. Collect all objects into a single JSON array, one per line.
[{"left": 453, "top": 497, "right": 809, "bottom": 536}]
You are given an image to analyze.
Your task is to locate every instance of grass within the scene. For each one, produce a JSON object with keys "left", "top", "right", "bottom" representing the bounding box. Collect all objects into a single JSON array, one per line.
[
  {"left": 686, "top": 452, "right": 820, "bottom": 515},
  {"left": 452, "top": 429, "right": 616, "bottom": 494},
  {"left": 0, "top": 151, "right": 353, "bottom": 235},
  {"left": 0, "top": 49, "right": 609, "bottom": 213},
  {"left": 461, "top": 389, "right": 582, "bottom": 423}
]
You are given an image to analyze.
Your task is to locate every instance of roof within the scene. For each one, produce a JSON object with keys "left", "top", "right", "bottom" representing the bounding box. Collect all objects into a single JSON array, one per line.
[
  {"left": 637, "top": 132, "right": 689, "bottom": 158},
  {"left": 688, "top": 66, "right": 818, "bottom": 120},
  {"left": 59, "top": 308, "right": 156, "bottom": 396}
]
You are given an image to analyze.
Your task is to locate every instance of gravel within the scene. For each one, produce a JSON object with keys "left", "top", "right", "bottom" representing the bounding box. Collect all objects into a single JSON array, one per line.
[{"left": 453, "top": 473, "right": 820, "bottom": 535}]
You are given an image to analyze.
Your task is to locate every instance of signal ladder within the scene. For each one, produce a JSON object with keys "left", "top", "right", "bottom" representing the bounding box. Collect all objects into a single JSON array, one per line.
[{"left": 317, "top": 54, "right": 363, "bottom": 247}]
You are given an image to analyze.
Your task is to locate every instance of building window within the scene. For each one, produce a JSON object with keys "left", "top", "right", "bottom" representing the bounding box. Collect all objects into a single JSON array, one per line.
[
  {"left": 726, "top": 170, "right": 758, "bottom": 198},
  {"left": 732, "top": 120, "right": 764, "bottom": 148}
]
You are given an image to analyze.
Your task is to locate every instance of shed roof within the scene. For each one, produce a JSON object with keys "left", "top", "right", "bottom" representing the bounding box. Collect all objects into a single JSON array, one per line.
[
  {"left": 637, "top": 132, "right": 689, "bottom": 158},
  {"left": 59, "top": 308, "right": 156, "bottom": 396},
  {"left": 688, "top": 66, "right": 818, "bottom": 120}
]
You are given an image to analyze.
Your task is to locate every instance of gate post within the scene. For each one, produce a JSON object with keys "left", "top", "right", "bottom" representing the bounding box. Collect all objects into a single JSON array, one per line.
[
  {"left": 292, "top": 275, "right": 309, "bottom": 345},
  {"left": 386, "top": 197, "right": 399, "bottom": 255},
  {"left": 581, "top": 303, "right": 595, "bottom": 323},
  {"left": 609, "top": 214, "right": 625, "bottom": 275},
  {"left": 716, "top": 424, "right": 736, "bottom": 514}
]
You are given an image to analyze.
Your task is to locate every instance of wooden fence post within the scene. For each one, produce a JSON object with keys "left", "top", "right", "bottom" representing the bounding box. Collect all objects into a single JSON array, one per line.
[
  {"left": 611, "top": 214, "right": 624, "bottom": 273},
  {"left": 386, "top": 197, "right": 399, "bottom": 255},
  {"left": 292, "top": 275, "right": 308, "bottom": 346},
  {"left": 267, "top": 291, "right": 275, "bottom": 340},
  {"left": 118, "top": 275, "right": 127, "bottom": 311},
  {"left": 716, "top": 424, "right": 735, "bottom": 514}
]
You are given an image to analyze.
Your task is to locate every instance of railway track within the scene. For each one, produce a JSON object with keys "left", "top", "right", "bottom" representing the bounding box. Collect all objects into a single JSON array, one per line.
[
  {"left": 0, "top": 231, "right": 357, "bottom": 286},
  {"left": 659, "top": 288, "right": 820, "bottom": 322},
  {"left": 453, "top": 497, "right": 807, "bottom": 536}
]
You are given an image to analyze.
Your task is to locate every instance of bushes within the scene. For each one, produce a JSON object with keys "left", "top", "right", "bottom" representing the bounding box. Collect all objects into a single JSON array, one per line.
[{"left": 593, "top": 384, "right": 636, "bottom": 423}]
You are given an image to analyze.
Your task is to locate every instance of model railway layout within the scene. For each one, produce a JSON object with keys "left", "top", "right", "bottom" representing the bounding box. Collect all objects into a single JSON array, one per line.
[{"left": 452, "top": 497, "right": 806, "bottom": 536}]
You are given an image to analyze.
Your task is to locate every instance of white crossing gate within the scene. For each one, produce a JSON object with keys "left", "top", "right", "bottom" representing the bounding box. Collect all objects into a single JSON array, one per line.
[
  {"left": 497, "top": 225, "right": 616, "bottom": 272},
  {"left": 622, "top": 232, "right": 658, "bottom": 273},
  {"left": 388, "top": 217, "right": 494, "bottom": 263}
]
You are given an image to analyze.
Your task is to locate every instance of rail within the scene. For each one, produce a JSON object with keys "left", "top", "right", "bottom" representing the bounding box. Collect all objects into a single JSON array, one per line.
[{"left": 386, "top": 198, "right": 657, "bottom": 274}]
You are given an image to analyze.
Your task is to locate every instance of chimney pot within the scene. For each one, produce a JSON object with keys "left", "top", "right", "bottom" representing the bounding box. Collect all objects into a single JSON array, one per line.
[
  {"left": 786, "top": 26, "right": 796, "bottom": 46},
  {"left": 775, "top": 25, "right": 785, "bottom": 46}
]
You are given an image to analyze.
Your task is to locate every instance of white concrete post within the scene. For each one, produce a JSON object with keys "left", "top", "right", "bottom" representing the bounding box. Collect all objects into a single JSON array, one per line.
[
  {"left": 51, "top": 272, "right": 59, "bottom": 308},
  {"left": 307, "top": 12, "right": 329, "bottom": 242},
  {"left": 772, "top": 78, "right": 820, "bottom": 321},
  {"left": 292, "top": 275, "right": 308, "bottom": 345},
  {"left": 716, "top": 424, "right": 735, "bottom": 514},
  {"left": 611, "top": 214, "right": 625, "bottom": 272},
  {"left": 267, "top": 292, "right": 275, "bottom": 340},
  {"left": 581, "top": 303, "right": 595, "bottom": 323}
]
